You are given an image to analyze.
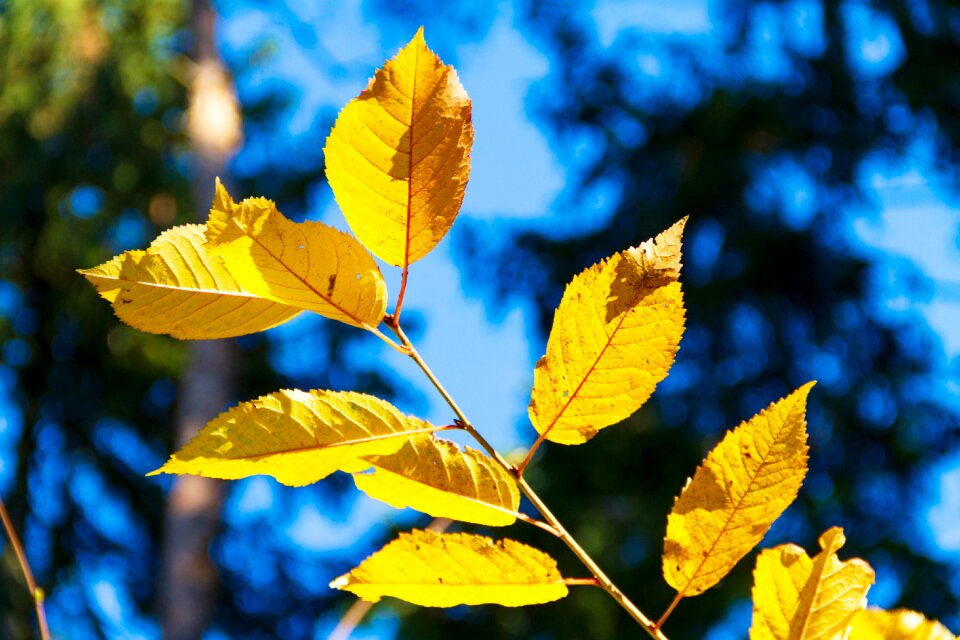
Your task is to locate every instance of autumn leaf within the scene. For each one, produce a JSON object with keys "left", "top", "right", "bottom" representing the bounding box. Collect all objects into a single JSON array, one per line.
[
  {"left": 148, "top": 390, "right": 441, "bottom": 486},
  {"left": 324, "top": 27, "right": 472, "bottom": 267},
  {"left": 352, "top": 434, "right": 521, "bottom": 526},
  {"left": 205, "top": 180, "right": 387, "bottom": 329},
  {"left": 79, "top": 224, "right": 301, "bottom": 339},
  {"left": 750, "top": 527, "right": 875, "bottom": 640},
  {"left": 663, "top": 382, "right": 814, "bottom": 597},
  {"left": 528, "top": 218, "right": 686, "bottom": 445},
  {"left": 330, "top": 529, "right": 568, "bottom": 607},
  {"left": 849, "top": 608, "right": 956, "bottom": 640}
]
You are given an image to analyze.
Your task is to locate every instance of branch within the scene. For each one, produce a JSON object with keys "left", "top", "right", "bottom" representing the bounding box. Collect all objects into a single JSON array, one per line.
[{"left": 0, "top": 497, "right": 50, "bottom": 640}]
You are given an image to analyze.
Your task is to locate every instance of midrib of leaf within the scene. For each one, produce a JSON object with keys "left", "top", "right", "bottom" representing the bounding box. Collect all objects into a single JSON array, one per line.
[
  {"left": 92, "top": 276, "right": 270, "bottom": 299},
  {"left": 403, "top": 40, "right": 420, "bottom": 273},
  {"left": 791, "top": 535, "right": 841, "bottom": 640},
  {"left": 677, "top": 416, "right": 792, "bottom": 598},
  {"left": 235, "top": 218, "right": 372, "bottom": 328},
  {"left": 539, "top": 304, "right": 631, "bottom": 441},
  {"left": 191, "top": 425, "right": 445, "bottom": 462}
]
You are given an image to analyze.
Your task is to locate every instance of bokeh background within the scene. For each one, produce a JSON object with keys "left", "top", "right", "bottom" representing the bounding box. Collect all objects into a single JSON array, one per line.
[{"left": 1, "top": 0, "right": 959, "bottom": 638}]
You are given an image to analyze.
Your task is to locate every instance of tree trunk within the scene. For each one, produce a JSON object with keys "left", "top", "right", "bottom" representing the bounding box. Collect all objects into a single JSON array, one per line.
[{"left": 158, "top": 1, "right": 242, "bottom": 637}]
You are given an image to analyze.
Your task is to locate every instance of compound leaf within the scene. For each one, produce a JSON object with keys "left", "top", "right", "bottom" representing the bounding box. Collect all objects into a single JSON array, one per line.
[
  {"left": 149, "top": 390, "right": 437, "bottom": 486},
  {"left": 206, "top": 180, "right": 387, "bottom": 329},
  {"left": 80, "top": 224, "right": 300, "bottom": 339},
  {"left": 664, "top": 382, "right": 815, "bottom": 597},
  {"left": 352, "top": 434, "right": 520, "bottom": 526},
  {"left": 529, "top": 218, "right": 687, "bottom": 445},
  {"left": 330, "top": 529, "right": 568, "bottom": 607},
  {"left": 324, "top": 27, "right": 472, "bottom": 267},
  {"left": 849, "top": 609, "right": 956, "bottom": 640},
  {"left": 750, "top": 527, "right": 875, "bottom": 640}
]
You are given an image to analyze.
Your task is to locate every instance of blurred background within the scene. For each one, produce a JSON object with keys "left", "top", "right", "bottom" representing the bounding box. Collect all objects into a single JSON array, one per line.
[{"left": 1, "top": 0, "right": 959, "bottom": 638}]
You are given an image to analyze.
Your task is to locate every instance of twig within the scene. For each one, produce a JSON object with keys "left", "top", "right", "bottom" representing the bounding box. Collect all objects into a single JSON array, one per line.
[{"left": 0, "top": 497, "right": 51, "bottom": 640}]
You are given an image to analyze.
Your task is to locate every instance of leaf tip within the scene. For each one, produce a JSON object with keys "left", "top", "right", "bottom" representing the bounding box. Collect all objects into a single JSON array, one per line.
[
  {"left": 329, "top": 573, "right": 350, "bottom": 591},
  {"left": 818, "top": 525, "right": 846, "bottom": 551}
]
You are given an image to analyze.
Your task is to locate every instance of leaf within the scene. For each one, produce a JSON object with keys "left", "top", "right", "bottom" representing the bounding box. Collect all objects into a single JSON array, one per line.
[
  {"left": 205, "top": 180, "right": 387, "bottom": 329},
  {"left": 323, "top": 27, "right": 473, "bottom": 267},
  {"left": 663, "top": 382, "right": 815, "bottom": 597},
  {"left": 529, "top": 218, "right": 687, "bottom": 445},
  {"left": 849, "top": 608, "right": 956, "bottom": 640},
  {"left": 79, "top": 224, "right": 301, "bottom": 339},
  {"left": 750, "top": 527, "right": 875, "bottom": 640},
  {"left": 148, "top": 390, "right": 437, "bottom": 487},
  {"left": 352, "top": 434, "right": 520, "bottom": 526},
  {"left": 330, "top": 529, "right": 568, "bottom": 607}
]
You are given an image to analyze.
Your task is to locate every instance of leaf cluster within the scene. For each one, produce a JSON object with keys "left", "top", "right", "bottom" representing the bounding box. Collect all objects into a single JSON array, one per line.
[{"left": 81, "top": 29, "right": 955, "bottom": 639}]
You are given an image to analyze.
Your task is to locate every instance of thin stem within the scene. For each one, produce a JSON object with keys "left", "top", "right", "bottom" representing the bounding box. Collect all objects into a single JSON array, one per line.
[
  {"left": 366, "top": 325, "right": 409, "bottom": 354},
  {"left": 655, "top": 593, "right": 684, "bottom": 631},
  {"left": 515, "top": 512, "right": 561, "bottom": 537},
  {"left": 391, "top": 265, "right": 410, "bottom": 325},
  {"left": 516, "top": 474, "right": 668, "bottom": 640},
  {"left": 387, "top": 324, "right": 669, "bottom": 640},
  {"left": 563, "top": 577, "right": 601, "bottom": 587},
  {"left": 517, "top": 432, "right": 547, "bottom": 476},
  {"left": 0, "top": 497, "right": 50, "bottom": 640}
]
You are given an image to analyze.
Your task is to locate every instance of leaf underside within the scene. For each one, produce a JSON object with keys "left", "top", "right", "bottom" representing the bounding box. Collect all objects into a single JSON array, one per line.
[
  {"left": 324, "top": 27, "right": 473, "bottom": 267},
  {"left": 80, "top": 224, "right": 301, "bottom": 339},
  {"left": 663, "top": 382, "right": 815, "bottom": 597},
  {"left": 750, "top": 527, "right": 875, "bottom": 640},
  {"left": 330, "top": 529, "right": 568, "bottom": 607},
  {"left": 149, "top": 389, "right": 431, "bottom": 487},
  {"left": 353, "top": 434, "right": 521, "bottom": 526},
  {"left": 528, "top": 218, "right": 687, "bottom": 445}
]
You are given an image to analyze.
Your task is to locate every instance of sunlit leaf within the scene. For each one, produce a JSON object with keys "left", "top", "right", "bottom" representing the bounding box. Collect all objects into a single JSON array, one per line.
[
  {"left": 849, "top": 608, "right": 956, "bottom": 640},
  {"left": 750, "top": 527, "right": 875, "bottom": 640},
  {"left": 663, "top": 382, "right": 815, "bottom": 597},
  {"left": 148, "top": 390, "right": 437, "bottom": 486},
  {"left": 80, "top": 224, "right": 301, "bottom": 339},
  {"left": 324, "top": 27, "right": 473, "bottom": 267},
  {"left": 529, "top": 218, "right": 687, "bottom": 445},
  {"left": 205, "top": 180, "right": 387, "bottom": 329},
  {"left": 353, "top": 434, "right": 520, "bottom": 526},
  {"left": 330, "top": 529, "right": 568, "bottom": 607}
]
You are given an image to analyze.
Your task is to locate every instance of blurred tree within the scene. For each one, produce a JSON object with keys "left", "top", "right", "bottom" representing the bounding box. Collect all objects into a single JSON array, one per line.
[
  {"left": 0, "top": 1, "right": 396, "bottom": 637},
  {"left": 0, "top": 1, "right": 193, "bottom": 636}
]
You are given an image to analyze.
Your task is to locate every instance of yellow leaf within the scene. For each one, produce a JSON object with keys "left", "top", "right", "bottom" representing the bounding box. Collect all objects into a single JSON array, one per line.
[
  {"left": 205, "top": 180, "right": 387, "bottom": 329},
  {"left": 352, "top": 434, "right": 520, "bottom": 526},
  {"left": 663, "top": 382, "right": 814, "bottom": 597},
  {"left": 79, "top": 224, "right": 301, "bottom": 339},
  {"left": 324, "top": 27, "right": 473, "bottom": 266},
  {"left": 529, "top": 218, "right": 687, "bottom": 445},
  {"left": 148, "top": 390, "right": 438, "bottom": 487},
  {"left": 330, "top": 529, "right": 568, "bottom": 607},
  {"left": 750, "top": 527, "right": 875, "bottom": 640},
  {"left": 849, "top": 608, "right": 956, "bottom": 640}
]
